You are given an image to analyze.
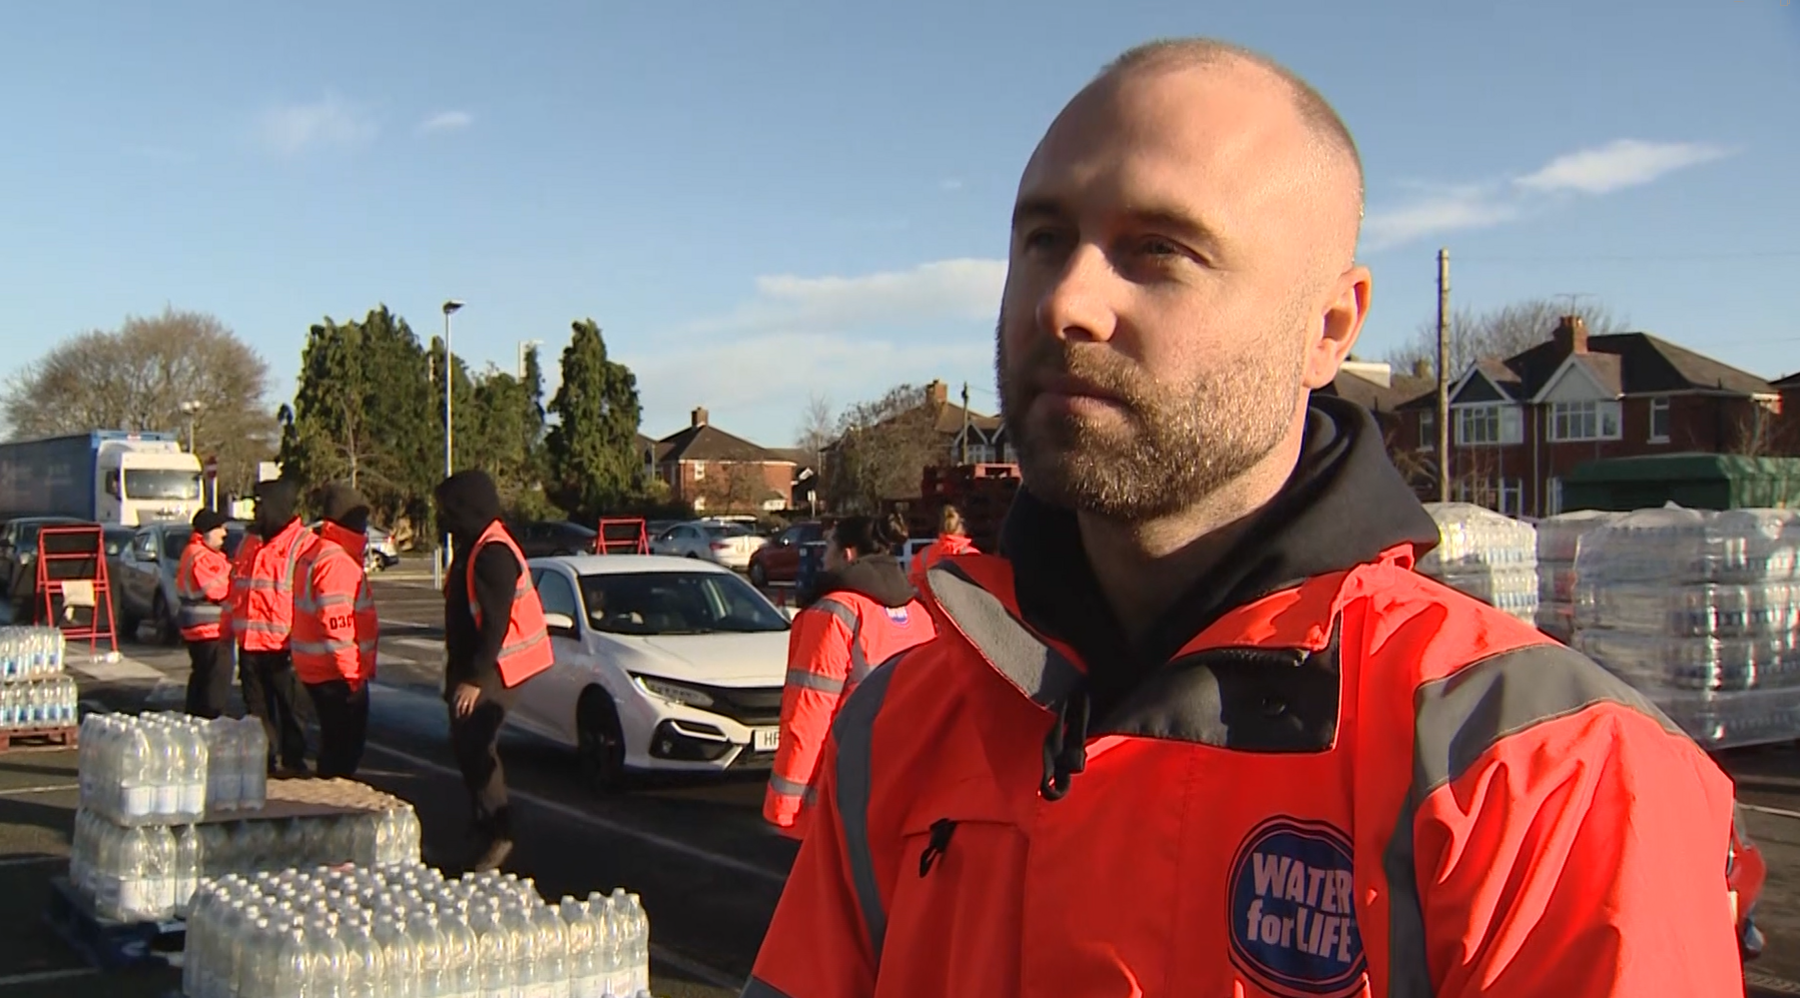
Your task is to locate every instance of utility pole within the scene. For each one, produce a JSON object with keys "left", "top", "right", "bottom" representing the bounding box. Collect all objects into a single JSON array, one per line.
[
  {"left": 960, "top": 382, "right": 971, "bottom": 465},
  {"left": 1436, "top": 247, "right": 1452, "bottom": 503}
]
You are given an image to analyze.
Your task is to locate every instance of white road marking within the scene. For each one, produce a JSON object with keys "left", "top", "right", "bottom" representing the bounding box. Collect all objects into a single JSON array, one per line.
[
  {"left": 0, "top": 783, "right": 80, "bottom": 797},
  {"left": 359, "top": 738, "right": 788, "bottom": 887},
  {"left": 0, "top": 855, "right": 67, "bottom": 869},
  {"left": 1741, "top": 802, "right": 1800, "bottom": 821},
  {"left": 67, "top": 655, "right": 164, "bottom": 682},
  {"left": 395, "top": 637, "right": 442, "bottom": 652},
  {"left": 0, "top": 967, "right": 100, "bottom": 986}
]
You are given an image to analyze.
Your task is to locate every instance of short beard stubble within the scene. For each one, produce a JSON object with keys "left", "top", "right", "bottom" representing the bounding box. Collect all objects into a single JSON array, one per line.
[{"left": 996, "top": 308, "right": 1308, "bottom": 523}]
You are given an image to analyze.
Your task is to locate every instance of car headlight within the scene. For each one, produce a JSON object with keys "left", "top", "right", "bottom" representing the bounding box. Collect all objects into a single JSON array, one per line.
[{"left": 631, "top": 674, "right": 715, "bottom": 708}]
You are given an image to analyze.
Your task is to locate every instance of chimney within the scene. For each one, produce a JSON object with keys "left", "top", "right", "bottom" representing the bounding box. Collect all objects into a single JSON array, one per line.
[
  {"left": 1552, "top": 315, "right": 1589, "bottom": 356},
  {"left": 1412, "top": 358, "right": 1432, "bottom": 379},
  {"left": 691, "top": 406, "right": 708, "bottom": 427},
  {"left": 927, "top": 380, "right": 949, "bottom": 407}
]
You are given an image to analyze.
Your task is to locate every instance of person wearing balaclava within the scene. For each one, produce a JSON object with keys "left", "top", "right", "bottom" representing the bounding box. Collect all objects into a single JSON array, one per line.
[
  {"left": 227, "top": 477, "right": 318, "bottom": 776},
  {"left": 292, "top": 483, "right": 379, "bottom": 779},
  {"left": 434, "top": 469, "right": 555, "bottom": 872}
]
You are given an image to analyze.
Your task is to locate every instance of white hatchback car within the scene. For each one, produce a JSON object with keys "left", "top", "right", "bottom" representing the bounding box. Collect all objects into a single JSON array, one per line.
[{"left": 506, "top": 554, "right": 794, "bottom": 792}]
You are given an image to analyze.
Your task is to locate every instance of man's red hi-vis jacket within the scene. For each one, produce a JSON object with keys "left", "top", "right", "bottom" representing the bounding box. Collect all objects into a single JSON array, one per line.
[
  {"left": 742, "top": 397, "right": 1742, "bottom": 998},
  {"left": 765, "top": 555, "right": 936, "bottom": 839}
]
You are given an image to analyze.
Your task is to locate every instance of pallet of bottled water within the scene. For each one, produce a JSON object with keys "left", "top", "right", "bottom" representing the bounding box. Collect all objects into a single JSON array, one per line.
[
  {"left": 1570, "top": 505, "right": 1800, "bottom": 748},
  {"left": 1415, "top": 503, "right": 1540, "bottom": 625},
  {"left": 78, "top": 712, "right": 268, "bottom": 825},
  {"left": 1533, "top": 510, "right": 1623, "bottom": 643},
  {"left": 183, "top": 864, "right": 657, "bottom": 998},
  {"left": 0, "top": 625, "right": 79, "bottom": 747},
  {"left": 69, "top": 802, "right": 423, "bottom": 923}
]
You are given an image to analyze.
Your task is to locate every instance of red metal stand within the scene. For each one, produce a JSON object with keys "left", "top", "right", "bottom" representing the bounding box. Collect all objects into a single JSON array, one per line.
[
  {"left": 596, "top": 518, "right": 650, "bottom": 555},
  {"left": 35, "top": 524, "right": 118, "bottom": 657}
]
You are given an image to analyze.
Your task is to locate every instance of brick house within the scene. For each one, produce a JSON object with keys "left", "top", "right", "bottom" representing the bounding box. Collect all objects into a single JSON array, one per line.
[
  {"left": 646, "top": 408, "right": 796, "bottom": 514},
  {"left": 1394, "top": 316, "right": 1780, "bottom": 518}
]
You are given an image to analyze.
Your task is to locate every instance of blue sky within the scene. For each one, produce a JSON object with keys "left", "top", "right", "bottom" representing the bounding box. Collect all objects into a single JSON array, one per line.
[{"left": 3, "top": 0, "right": 1797, "bottom": 448}]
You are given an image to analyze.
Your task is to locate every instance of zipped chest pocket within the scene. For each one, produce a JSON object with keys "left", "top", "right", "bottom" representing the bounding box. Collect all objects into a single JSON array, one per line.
[{"left": 874, "top": 779, "right": 1028, "bottom": 998}]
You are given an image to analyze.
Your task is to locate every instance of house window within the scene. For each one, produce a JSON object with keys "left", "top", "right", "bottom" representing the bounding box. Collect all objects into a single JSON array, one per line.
[
  {"left": 1418, "top": 412, "right": 1435, "bottom": 450},
  {"left": 693, "top": 462, "right": 705, "bottom": 480},
  {"left": 1455, "top": 404, "right": 1521, "bottom": 446},
  {"left": 1548, "top": 400, "right": 1622, "bottom": 442},
  {"left": 1547, "top": 477, "right": 1563, "bottom": 516},
  {"left": 1649, "top": 397, "right": 1671, "bottom": 443}
]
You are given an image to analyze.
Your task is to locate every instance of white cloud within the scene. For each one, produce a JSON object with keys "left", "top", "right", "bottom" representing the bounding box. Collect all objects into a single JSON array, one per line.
[
  {"left": 1512, "top": 139, "right": 1734, "bottom": 195},
  {"left": 940, "top": 178, "right": 965, "bottom": 192},
  {"left": 417, "top": 110, "right": 474, "bottom": 135},
  {"left": 687, "top": 257, "right": 1006, "bottom": 337},
  {"left": 257, "top": 93, "right": 377, "bottom": 156},
  {"left": 636, "top": 257, "right": 1008, "bottom": 441},
  {"left": 1363, "top": 138, "right": 1735, "bottom": 252},
  {"left": 1361, "top": 185, "right": 1521, "bottom": 251}
]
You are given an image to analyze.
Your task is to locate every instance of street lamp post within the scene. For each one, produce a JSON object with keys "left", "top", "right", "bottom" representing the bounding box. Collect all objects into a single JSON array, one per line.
[
  {"left": 179, "top": 399, "right": 205, "bottom": 454},
  {"left": 438, "top": 299, "right": 465, "bottom": 588}
]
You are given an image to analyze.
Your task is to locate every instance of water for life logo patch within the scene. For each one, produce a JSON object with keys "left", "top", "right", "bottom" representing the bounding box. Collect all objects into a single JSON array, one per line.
[{"left": 1227, "top": 817, "right": 1368, "bottom": 998}]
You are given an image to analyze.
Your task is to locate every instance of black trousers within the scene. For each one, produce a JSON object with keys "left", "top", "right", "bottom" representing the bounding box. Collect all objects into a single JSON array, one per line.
[
  {"left": 238, "top": 648, "right": 312, "bottom": 772},
  {"left": 183, "top": 639, "right": 233, "bottom": 719},
  {"left": 447, "top": 679, "right": 520, "bottom": 836},
  {"left": 304, "top": 679, "right": 369, "bottom": 779}
]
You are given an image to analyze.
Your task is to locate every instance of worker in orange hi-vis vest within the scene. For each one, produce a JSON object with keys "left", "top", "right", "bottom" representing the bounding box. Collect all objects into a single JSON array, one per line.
[
  {"left": 292, "top": 483, "right": 379, "bottom": 779},
  {"left": 176, "top": 508, "right": 234, "bottom": 719},
  {"left": 764, "top": 513, "right": 935, "bottom": 840},
  {"left": 739, "top": 39, "right": 1745, "bottom": 998},
  {"left": 906, "top": 503, "right": 978, "bottom": 592},
  {"left": 227, "top": 478, "right": 319, "bottom": 776},
  {"left": 434, "top": 469, "right": 554, "bottom": 873}
]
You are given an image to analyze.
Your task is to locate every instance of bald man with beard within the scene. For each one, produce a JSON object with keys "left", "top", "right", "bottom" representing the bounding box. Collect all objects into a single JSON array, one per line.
[{"left": 741, "top": 38, "right": 1743, "bottom": 998}]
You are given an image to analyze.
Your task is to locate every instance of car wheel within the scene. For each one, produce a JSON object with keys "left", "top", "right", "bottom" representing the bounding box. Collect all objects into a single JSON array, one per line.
[
  {"left": 152, "top": 591, "right": 180, "bottom": 646},
  {"left": 576, "top": 688, "right": 629, "bottom": 795},
  {"left": 748, "top": 562, "right": 767, "bottom": 587}
]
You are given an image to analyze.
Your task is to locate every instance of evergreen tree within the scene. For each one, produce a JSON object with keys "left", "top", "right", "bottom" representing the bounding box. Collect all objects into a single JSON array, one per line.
[{"left": 544, "top": 319, "right": 643, "bottom": 519}]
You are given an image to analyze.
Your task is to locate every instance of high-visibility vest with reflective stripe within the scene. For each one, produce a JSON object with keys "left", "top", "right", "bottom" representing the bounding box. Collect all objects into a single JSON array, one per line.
[
  {"left": 175, "top": 537, "right": 232, "bottom": 642},
  {"left": 230, "top": 519, "right": 316, "bottom": 652},
  {"left": 742, "top": 552, "right": 1743, "bottom": 998},
  {"left": 465, "top": 522, "right": 554, "bottom": 688},
  {"left": 291, "top": 532, "right": 378, "bottom": 686},
  {"left": 762, "top": 589, "right": 936, "bottom": 838}
]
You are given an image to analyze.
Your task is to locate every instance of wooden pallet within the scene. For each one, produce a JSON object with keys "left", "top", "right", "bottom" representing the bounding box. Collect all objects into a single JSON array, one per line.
[
  {"left": 42, "top": 875, "right": 185, "bottom": 972},
  {"left": 0, "top": 723, "right": 78, "bottom": 752}
]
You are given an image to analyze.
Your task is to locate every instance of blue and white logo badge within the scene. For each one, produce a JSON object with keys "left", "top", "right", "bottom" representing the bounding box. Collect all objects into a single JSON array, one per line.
[
  {"left": 885, "top": 606, "right": 910, "bottom": 624},
  {"left": 1227, "top": 817, "right": 1367, "bottom": 998}
]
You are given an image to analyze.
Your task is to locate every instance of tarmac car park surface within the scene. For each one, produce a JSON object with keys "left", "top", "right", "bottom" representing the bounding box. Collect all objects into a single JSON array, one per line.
[{"left": 0, "top": 557, "right": 1797, "bottom": 997}]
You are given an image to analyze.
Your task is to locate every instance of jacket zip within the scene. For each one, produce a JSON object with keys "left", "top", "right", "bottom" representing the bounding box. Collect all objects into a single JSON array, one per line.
[{"left": 918, "top": 818, "right": 958, "bottom": 877}]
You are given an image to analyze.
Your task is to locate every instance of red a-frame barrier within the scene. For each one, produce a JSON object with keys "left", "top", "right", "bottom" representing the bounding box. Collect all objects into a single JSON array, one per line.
[
  {"left": 595, "top": 518, "right": 650, "bottom": 555},
  {"left": 35, "top": 524, "right": 119, "bottom": 656}
]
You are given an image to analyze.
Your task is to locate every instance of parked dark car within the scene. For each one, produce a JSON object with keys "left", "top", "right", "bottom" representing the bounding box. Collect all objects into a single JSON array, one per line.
[
  {"left": 512, "top": 520, "right": 600, "bottom": 559},
  {"left": 748, "top": 520, "right": 824, "bottom": 587}
]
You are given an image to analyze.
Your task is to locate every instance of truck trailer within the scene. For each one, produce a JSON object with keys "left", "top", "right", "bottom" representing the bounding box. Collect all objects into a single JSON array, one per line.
[{"left": 0, "top": 431, "right": 205, "bottom": 526}]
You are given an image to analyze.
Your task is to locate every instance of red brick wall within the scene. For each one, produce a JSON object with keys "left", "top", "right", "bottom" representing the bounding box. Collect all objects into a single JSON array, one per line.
[{"left": 668, "top": 460, "right": 794, "bottom": 510}]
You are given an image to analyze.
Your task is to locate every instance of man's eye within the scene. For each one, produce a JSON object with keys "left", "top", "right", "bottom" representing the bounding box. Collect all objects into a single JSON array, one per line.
[{"left": 1140, "top": 237, "right": 1182, "bottom": 257}]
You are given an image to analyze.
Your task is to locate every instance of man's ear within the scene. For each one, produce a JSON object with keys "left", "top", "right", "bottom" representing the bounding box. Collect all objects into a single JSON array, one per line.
[{"left": 1302, "top": 264, "right": 1373, "bottom": 390}]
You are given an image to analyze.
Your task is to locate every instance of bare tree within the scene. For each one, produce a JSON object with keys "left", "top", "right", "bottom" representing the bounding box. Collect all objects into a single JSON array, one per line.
[
  {"left": 2, "top": 307, "right": 278, "bottom": 493},
  {"left": 1731, "top": 400, "right": 1782, "bottom": 458},
  {"left": 695, "top": 461, "right": 769, "bottom": 515},
  {"left": 795, "top": 392, "right": 836, "bottom": 454},
  {"left": 825, "top": 384, "right": 946, "bottom": 512},
  {"left": 1386, "top": 298, "right": 1630, "bottom": 379}
]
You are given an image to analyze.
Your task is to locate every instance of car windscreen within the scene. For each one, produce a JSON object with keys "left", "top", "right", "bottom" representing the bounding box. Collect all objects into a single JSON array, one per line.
[
  {"left": 578, "top": 571, "right": 789, "bottom": 635},
  {"left": 125, "top": 469, "right": 202, "bottom": 501}
]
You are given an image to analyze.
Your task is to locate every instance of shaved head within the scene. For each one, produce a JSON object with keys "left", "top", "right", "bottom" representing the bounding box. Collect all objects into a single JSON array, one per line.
[{"left": 1096, "top": 38, "right": 1365, "bottom": 254}]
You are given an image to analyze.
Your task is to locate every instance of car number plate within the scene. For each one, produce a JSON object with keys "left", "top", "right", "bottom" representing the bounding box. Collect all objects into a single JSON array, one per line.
[{"left": 752, "top": 727, "right": 781, "bottom": 752}]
